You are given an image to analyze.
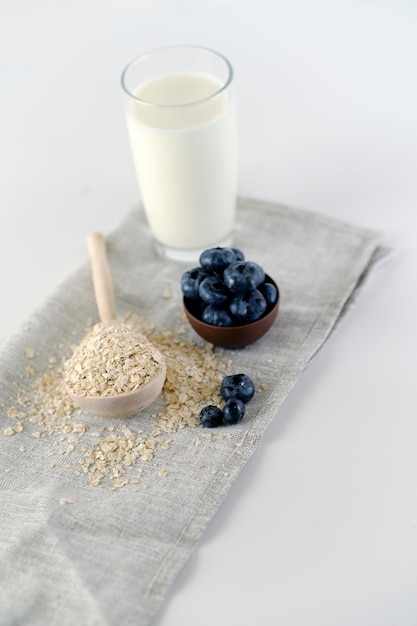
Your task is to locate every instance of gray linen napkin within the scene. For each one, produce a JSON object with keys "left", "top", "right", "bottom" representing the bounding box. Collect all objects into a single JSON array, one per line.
[{"left": 0, "top": 198, "right": 388, "bottom": 626}]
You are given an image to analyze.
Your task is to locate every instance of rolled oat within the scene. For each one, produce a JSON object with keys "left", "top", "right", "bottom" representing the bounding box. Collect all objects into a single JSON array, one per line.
[
  {"left": 3, "top": 316, "right": 233, "bottom": 490},
  {"left": 63, "top": 323, "right": 164, "bottom": 397}
]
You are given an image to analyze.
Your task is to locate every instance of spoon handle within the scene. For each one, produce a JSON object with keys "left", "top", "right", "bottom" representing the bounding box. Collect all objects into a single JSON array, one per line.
[{"left": 87, "top": 232, "right": 116, "bottom": 324}]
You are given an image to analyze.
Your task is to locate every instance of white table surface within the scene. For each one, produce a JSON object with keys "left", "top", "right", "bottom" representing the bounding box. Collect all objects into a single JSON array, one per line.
[{"left": 1, "top": 1, "right": 417, "bottom": 624}]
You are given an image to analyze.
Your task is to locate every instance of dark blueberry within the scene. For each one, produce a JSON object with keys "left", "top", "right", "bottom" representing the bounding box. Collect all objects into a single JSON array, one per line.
[
  {"left": 199, "top": 247, "right": 237, "bottom": 272},
  {"left": 185, "top": 297, "right": 207, "bottom": 320},
  {"left": 181, "top": 267, "right": 209, "bottom": 299},
  {"left": 232, "top": 248, "right": 245, "bottom": 262},
  {"left": 229, "top": 289, "right": 267, "bottom": 321},
  {"left": 259, "top": 281, "right": 278, "bottom": 307},
  {"left": 200, "top": 405, "right": 224, "bottom": 428},
  {"left": 223, "top": 261, "right": 265, "bottom": 293},
  {"left": 221, "top": 373, "right": 255, "bottom": 403},
  {"left": 201, "top": 305, "right": 234, "bottom": 327},
  {"left": 223, "top": 398, "right": 246, "bottom": 425},
  {"left": 198, "top": 276, "right": 230, "bottom": 305}
]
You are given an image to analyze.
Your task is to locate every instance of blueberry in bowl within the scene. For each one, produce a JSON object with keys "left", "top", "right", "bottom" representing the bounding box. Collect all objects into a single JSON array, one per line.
[
  {"left": 182, "top": 247, "right": 279, "bottom": 349},
  {"left": 180, "top": 267, "right": 210, "bottom": 300},
  {"left": 223, "top": 260, "right": 265, "bottom": 293}
]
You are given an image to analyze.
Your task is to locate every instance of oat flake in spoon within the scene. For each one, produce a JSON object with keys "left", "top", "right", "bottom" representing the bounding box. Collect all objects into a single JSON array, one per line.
[{"left": 64, "top": 233, "right": 166, "bottom": 418}]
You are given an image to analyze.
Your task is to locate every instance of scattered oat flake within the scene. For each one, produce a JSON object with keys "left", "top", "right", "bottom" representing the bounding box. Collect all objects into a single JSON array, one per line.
[
  {"left": 59, "top": 498, "right": 75, "bottom": 505},
  {"left": 111, "top": 477, "right": 129, "bottom": 489},
  {"left": 7, "top": 407, "right": 26, "bottom": 419},
  {"left": 73, "top": 423, "right": 87, "bottom": 433},
  {"left": 158, "top": 469, "right": 168, "bottom": 478},
  {"left": 162, "top": 288, "right": 172, "bottom": 299},
  {"left": 6, "top": 315, "right": 235, "bottom": 491}
]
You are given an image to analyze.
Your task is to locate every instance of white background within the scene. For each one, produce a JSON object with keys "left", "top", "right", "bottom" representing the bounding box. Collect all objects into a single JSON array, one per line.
[{"left": 1, "top": 1, "right": 417, "bottom": 624}]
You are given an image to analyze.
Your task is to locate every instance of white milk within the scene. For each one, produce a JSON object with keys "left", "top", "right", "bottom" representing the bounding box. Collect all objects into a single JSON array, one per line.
[{"left": 125, "top": 72, "right": 237, "bottom": 252}]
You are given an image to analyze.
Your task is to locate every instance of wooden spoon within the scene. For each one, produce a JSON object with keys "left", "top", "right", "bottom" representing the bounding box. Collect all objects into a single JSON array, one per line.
[{"left": 65, "top": 232, "right": 166, "bottom": 418}]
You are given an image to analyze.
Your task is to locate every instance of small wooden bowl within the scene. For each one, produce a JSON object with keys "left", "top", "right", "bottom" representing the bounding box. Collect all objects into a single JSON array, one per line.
[{"left": 183, "top": 276, "right": 279, "bottom": 349}]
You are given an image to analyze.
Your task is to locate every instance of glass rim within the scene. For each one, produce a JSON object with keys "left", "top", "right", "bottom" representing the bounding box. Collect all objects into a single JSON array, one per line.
[{"left": 120, "top": 44, "right": 234, "bottom": 109}]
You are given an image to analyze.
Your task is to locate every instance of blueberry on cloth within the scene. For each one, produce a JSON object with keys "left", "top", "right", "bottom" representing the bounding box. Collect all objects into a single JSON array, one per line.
[
  {"left": 199, "top": 276, "right": 230, "bottom": 305},
  {"left": 221, "top": 373, "right": 255, "bottom": 404},
  {"left": 200, "top": 405, "right": 224, "bottom": 428},
  {"left": 199, "top": 247, "right": 237, "bottom": 272},
  {"left": 223, "top": 261, "right": 265, "bottom": 293},
  {"left": 181, "top": 267, "right": 209, "bottom": 299},
  {"left": 229, "top": 290, "right": 267, "bottom": 321},
  {"left": 202, "top": 305, "right": 234, "bottom": 327},
  {"left": 259, "top": 281, "right": 278, "bottom": 307},
  {"left": 223, "top": 398, "right": 246, "bottom": 425}
]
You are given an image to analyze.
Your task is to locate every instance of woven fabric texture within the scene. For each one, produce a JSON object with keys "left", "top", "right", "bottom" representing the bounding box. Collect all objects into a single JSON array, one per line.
[{"left": 0, "top": 198, "right": 387, "bottom": 626}]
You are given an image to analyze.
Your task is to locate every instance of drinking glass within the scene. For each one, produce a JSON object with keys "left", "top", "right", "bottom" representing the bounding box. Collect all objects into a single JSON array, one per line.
[{"left": 121, "top": 45, "right": 237, "bottom": 262}]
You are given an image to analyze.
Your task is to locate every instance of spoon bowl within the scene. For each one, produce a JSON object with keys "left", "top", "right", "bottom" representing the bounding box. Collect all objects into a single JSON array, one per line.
[{"left": 66, "top": 362, "right": 166, "bottom": 418}]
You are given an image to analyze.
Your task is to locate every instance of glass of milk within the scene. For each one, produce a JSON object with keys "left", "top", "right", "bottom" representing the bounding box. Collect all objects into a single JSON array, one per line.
[{"left": 121, "top": 45, "right": 237, "bottom": 261}]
